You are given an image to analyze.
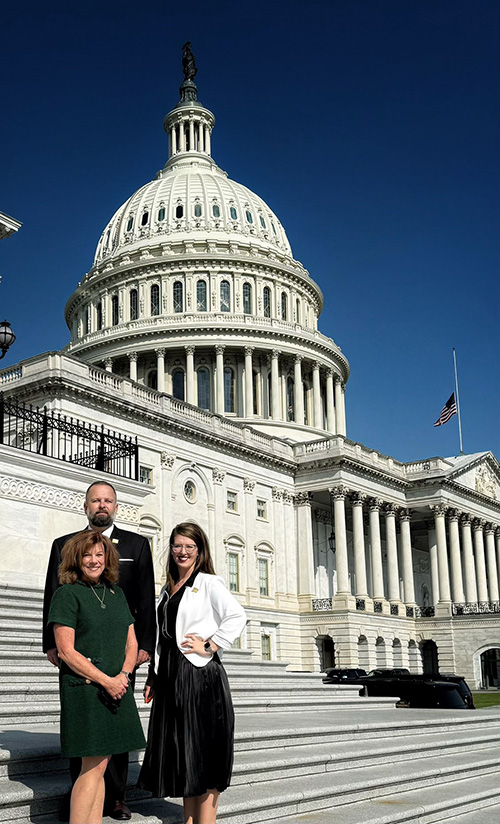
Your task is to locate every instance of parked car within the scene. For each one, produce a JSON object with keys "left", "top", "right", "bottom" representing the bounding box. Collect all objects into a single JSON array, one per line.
[
  {"left": 366, "top": 668, "right": 411, "bottom": 678},
  {"left": 357, "top": 671, "right": 475, "bottom": 709},
  {"left": 322, "top": 668, "right": 367, "bottom": 684}
]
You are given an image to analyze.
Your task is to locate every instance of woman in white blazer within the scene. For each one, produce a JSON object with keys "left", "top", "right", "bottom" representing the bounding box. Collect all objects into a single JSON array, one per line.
[{"left": 137, "top": 523, "right": 246, "bottom": 824}]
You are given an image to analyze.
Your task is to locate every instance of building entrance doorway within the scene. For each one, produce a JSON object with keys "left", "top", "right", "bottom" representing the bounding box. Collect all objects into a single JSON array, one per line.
[
  {"left": 480, "top": 648, "right": 500, "bottom": 688},
  {"left": 421, "top": 640, "right": 439, "bottom": 675},
  {"left": 317, "top": 636, "right": 335, "bottom": 671}
]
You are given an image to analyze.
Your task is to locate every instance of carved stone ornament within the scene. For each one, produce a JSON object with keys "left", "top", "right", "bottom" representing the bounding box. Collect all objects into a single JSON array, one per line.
[
  {"left": 294, "top": 491, "right": 312, "bottom": 506},
  {"left": 431, "top": 504, "right": 447, "bottom": 518},
  {"left": 282, "top": 490, "right": 294, "bottom": 504},
  {"left": 329, "top": 486, "right": 348, "bottom": 501},
  {"left": 314, "top": 508, "right": 332, "bottom": 524},
  {"left": 475, "top": 464, "right": 498, "bottom": 499},
  {"left": 160, "top": 452, "right": 175, "bottom": 469},
  {"left": 243, "top": 478, "right": 255, "bottom": 493},
  {"left": 212, "top": 468, "right": 225, "bottom": 484},
  {"left": 272, "top": 487, "right": 283, "bottom": 501}
]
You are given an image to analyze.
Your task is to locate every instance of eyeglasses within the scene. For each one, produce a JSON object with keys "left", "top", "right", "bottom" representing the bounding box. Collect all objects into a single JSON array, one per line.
[{"left": 171, "top": 544, "right": 198, "bottom": 554}]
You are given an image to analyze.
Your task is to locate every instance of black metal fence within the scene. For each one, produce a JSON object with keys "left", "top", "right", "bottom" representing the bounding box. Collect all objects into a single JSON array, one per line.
[{"left": 0, "top": 395, "right": 138, "bottom": 481}]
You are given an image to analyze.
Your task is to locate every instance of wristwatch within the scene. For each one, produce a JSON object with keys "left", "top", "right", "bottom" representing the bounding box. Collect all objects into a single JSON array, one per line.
[
  {"left": 120, "top": 670, "right": 132, "bottom": 681},
  {"left": 203, "top": 641, "right": 212, "bottom": 653}
]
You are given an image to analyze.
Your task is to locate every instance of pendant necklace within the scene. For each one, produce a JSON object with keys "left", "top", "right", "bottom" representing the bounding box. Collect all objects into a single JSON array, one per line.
[{"left": 90, "top": 584, "right": 106, "bottom": 609}]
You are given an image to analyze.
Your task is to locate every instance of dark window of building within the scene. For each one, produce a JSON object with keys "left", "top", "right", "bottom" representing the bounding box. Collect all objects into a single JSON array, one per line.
[
  {"left": 157, "top": 207, "right": 165, "bottom": 222},
  {"left": 126, "top": 217, "right": 133, "bottom": 231},
  {"left": 194, "top": 203, "right": 202, "bottom": 217},
  {"left": 260, "top": 215, "right": 266, "bottom": 229},
  {"left": 173, "top": 281, "right": 183, "bottom": 313},
  {"left": 243, "top": 282, "right": 252, "bottom": 315},
  {"left": 147, "top": 370, "right": 157, "bottom": 390},
  {"left": 130, "top": 289, "right": 138, "bottom": 320},
  {"left": 151, "top": 284, "right": 160, "bottom": 316},
  {"left": 111, "top": 295, "right": 119, "bottom": 326},
  {"left": 197, "top": 367, "right": 210, "bottom": 410},
  {"left": 176, "top": 204, "right": 184, "bottom": 219},
  {"left": 172, "top": 369, "right": 185, "bottom": 400},
  {"left": 245, "top": 210, "right": 253, "bottom": 224},
  {"left": 224, "top": 367, "right": 235, "bottom": 412},
  {"left": 281, "top": 291, "right": 288, "bottom": 321},
  {"left": 263, "top": 286, "right": 271, "bottom": 318},
  {"left": 230, "top": 206, "right": 237, "bottom": 220},
  {"left": 287, "top": 376, "right": 294, "bottom": 421},
  {"left": 141, "top": 212, "right": 149, "bottom": 226},
  {"left": 212, "top": 204, "right": 220, "bottom": 218},
  {"left": 96, "top": 302, "right": 103, "bottom": 331},
  {"left": 196, "top": 280, "right": 207, "bottom": 312},
  {"left": 220, "top": 280, "right": 230, "bottom": 312}
]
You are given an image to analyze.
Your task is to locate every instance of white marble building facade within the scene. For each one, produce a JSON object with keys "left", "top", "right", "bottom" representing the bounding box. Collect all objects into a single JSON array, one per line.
[{"left": 1, "top": 62, "right": 499, "bottom": 689}]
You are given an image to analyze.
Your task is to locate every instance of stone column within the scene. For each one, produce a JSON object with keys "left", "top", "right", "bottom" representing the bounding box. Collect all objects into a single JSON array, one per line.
[
  {"left": 485, "top": 525, "right": 499, "bottom": 602},
  {"left": 473, "top": 520, "right": 489, "bottom": 602},
  {"left": 185, "top": 345, "right": 195, "bottom": 404},
  {"left": 334, "top": 376, "right": 345, "bottom": 435},
  {"left": 340, "top": 383, "right": 347, "bottom": 436},
  {"left": 399, "top": 509, "right": 416, "bottom": 605},
  {"left": 448, "top": 509, "right": 465, "bottom": 603},
  {"left": 351, "top": 493, "right": 368, "bottom": 599},
  {"left": 271, "top": 350, "right": 280, "bottom": 420},
  {"left": 205, "top": 125, "right": 211, "bottom": 155},
  {"left": 104, "top": 358, "right": 113, "bottom": 373},
  {"left": 325, "top": 369, "right": 336, "bottom": 433},
  {"left": 428, "top": 525, "right": 439, "bottom": 605},
  {"left": 244, "top": 347, "right": 254, "bottom": 417},
  {"left": 432, "top": 506, "right": 451, "bottom": 603},
  {"left": 189, "top": 118, "right": 194, "bottom": 151},
  {"left": 128, "top": 352, "right": 138, "bottom": 382},
  {"left": 155, "top": 348, "right": 165, "bottom": 392},
  {"left": 369, "top": 499, "right": 385, "bottom": 601},
  {"left": 171, "top": 124, "right": 177, "bottom": 154},
  {"left": 294, "top": 492, "right": 316, "bottom": 607},
  {"left": 330, "top": 487, "right": 354, "bottom": 608},
  {"left": 215, "top": 346, "right": 225, "bottom": 414},
  {"left": 312, "top": 362, "right": 322, "bottom": 428},
  {"left": 496, "top": 529, "right": 500, "bottom": 598},
  {"left": 294, "top": 355, "right": 304, "bottom": 425},
  {"left": 384, "top": 505, "right": 400, "bottom": 605},
  {"left": 461, "top": 514, "right": 477, "bottom": 603}
]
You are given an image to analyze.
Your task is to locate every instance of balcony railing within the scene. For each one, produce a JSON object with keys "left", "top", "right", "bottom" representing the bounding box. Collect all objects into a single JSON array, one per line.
[
  {"left": 452, "top": 601, "right": 500, "bottom": 616},
  {"left": 0, "top": 394, "right": 138, "bottom": 481}
]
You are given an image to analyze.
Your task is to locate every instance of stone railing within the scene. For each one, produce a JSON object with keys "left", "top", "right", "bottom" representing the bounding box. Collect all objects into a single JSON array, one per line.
[{"left": 0, "top": 366, "right": 23, "bottom": 385}]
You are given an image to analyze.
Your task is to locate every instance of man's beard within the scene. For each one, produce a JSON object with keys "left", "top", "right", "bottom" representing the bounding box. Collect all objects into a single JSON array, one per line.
[{"left": 89, "top": 511, "right": 114, "bottom": 528}]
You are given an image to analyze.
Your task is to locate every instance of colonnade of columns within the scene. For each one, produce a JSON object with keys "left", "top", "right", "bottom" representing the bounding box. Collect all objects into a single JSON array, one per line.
[
  {"left": 429, "top": 507, "right": 500, "bottom": 607},
  {"left": 103, "top": 345, "right": 347, "bottom": 433}
]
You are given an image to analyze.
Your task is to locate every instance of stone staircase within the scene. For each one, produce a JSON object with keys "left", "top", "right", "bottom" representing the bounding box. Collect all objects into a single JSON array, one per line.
[{"left": 1, "top": 583, "right": 500, "bottom": 824}]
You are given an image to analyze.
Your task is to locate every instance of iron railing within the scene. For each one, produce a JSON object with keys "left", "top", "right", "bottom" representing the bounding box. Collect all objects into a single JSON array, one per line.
[
  {"left": 0, "top": 394, "right": 138, "bottom": 481},
  {"left": 452, "top": 601, "right": 500, "bottom": 616}
]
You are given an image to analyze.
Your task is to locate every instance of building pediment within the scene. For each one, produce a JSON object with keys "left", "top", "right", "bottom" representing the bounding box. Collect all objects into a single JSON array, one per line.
[{"left": 446, "top": 452, "right": 500, "bottom": 502}]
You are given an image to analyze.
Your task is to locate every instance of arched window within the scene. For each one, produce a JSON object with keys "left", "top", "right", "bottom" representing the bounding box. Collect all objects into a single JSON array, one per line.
[
  {"left": 96, "top": 302, "right": 102, "bottom": 331},
  {"left": 296, "top": 298, "right": 301, "bottom": 324},
  {"left": 263, "top": 286, "right": 271, "bottom": 318},
  {"left": 126, "top": 216, "right": 133, "bottom": 231},
  {"left": 259, "top": 215, "right": 266, "bottom": 229},
  {"left": 141, "top": 211, "right": 149, "bottom": 226},
  {"left": 281, "top": 291, "right": 288, "bottom": 321},
  {"left": 173, "top": 281, "right": 183, "bottom": 313},
  {"left": 147, "top": 370, "right": 157, "bottom": 390},
  {"left": 157, "top": 207, "right": 165, "bottom": 222},
  {"left": 242, "top": 282, "right": 252, "bottom": 315},
  {"left": 175, "top": 204, "right": 184, "bottom": 219},
  {"left": 212, "top": 204, "right": 220, "bottom": 218},
  {"left": 196, "top": 280, "right": 207, "bottom": 312},
  {"left": 220, "top": 280, "right": 230, "bottom": 312},
  {"left": 224, "top": 367, "right": 235, "bottom": 412},
  {"left": 111, "top": 295, "right": 119, "bottom": 326},
  {"left": 194, "top": 203, "right": 202, "bottom": 217},
  {"left": 150, "top": 284, "right": 160, "bottom": 316},
  {"left": 172, "top": 369, "right": 185, "bottom": 401},
  {"left": 130, "top": 289, "right": 138, "bottom": 321},
  {"left": 245, "top": 210, "right": 253, "bottom": 224},
  {"left": 286, "top": 377, "right": 294, "bottom": 421},
  {"left": 197, "top": 367, "right": 210, "bottom": 410},
  {"left": 230, "top": 206, "right": 238, "bottom": 220}
]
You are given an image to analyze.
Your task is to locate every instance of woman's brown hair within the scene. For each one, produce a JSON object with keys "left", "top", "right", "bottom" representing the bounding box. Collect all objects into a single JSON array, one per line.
[
  {"left": 58, "top": 531, "right": 119, "bottom": 586},
  {"left": 167, "top": 522, "right": 215, "bottom": 592}
]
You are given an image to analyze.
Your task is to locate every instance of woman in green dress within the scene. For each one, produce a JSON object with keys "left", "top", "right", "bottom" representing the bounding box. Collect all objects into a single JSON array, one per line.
[{"left": 48, "top": 530, "right": 146, "bottom": 824}]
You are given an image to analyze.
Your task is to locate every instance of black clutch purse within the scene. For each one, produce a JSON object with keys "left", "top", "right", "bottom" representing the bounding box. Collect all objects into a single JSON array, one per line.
[{"left": 97, "top": 686, "right": 121, "bottom": 714}]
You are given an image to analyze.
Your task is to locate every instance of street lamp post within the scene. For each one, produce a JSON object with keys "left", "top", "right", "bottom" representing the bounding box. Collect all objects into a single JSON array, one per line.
[{"left": 0, "top": 320, "right": 15, "bottom": 359}]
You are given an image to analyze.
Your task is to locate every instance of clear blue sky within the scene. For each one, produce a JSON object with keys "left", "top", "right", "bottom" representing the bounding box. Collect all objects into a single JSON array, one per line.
[{"left": 1, "top": 0, "right": 498, "bottom": 462}]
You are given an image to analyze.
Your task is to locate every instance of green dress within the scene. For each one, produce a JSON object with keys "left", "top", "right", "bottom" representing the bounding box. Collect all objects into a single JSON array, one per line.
[{"left": 47, "top": 580, "right": 146, "bottom": 758}]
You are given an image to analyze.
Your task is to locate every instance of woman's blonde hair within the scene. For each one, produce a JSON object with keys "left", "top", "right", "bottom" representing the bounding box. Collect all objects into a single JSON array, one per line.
[
  {"left": 167, "top": 522, "right": 215, "bottom": 592},
  {"left": 58, "top": 531, "right": 119, "bottom": 586}
]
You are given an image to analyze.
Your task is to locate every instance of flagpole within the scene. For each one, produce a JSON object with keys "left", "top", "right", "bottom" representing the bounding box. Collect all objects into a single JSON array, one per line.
[{"left": 452, "top": 347, "right": 464, "bottom": 455}]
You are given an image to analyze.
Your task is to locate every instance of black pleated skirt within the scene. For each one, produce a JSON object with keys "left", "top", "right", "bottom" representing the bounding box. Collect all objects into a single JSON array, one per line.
[{"left": 137, "top": 642, "right": 235, "bottom": 799}]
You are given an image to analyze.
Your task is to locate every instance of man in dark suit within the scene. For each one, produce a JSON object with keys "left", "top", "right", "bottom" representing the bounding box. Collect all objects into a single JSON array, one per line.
[{"left": 43, "top": 480, "right": 156, "bottom": 822}]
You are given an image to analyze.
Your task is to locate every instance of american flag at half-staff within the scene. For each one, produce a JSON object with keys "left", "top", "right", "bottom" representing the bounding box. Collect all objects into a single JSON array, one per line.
[{"left": 433, "top": 392, "right": 457, "bottom": 427}]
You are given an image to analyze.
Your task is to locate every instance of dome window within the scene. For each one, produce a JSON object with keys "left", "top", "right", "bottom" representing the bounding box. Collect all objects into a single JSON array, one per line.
[
  {"left": 151, "top": 284, "right": 160, "bottom": 316},
  {"left": 96, "top": 302, "right": 103, "bottom": 331},
  {"left": 126, "top": 217, "right": 134, "bottom": 232},
  {"left": 176, "top": 204, "right": 184, "bottom": 219},
  {"left": 196, "top": 280, "right": 207, "bottom": 312},
  {"left": 263, "top": 286, "right": 271, "bottom": 318},
  {"left": 141, "top": 212, "right": 149, "bottom": 227},
  {"left": 212, "top": 204, "right": 220, "bottom": 218},
  {"left": 111, "top": 295, "right": 119, "bottom": 326},
  {"left": 105, "top": 230, "right": 111, "bottom": 247},
  {"left": 220, "top": 280, "right": 230, "bottom": 313},
  {"left": 296, "top": 298, "right": 301, "bottom": 324},
  {"left": 157, "top": 207, "right": 165, "bottom": 222},
  {"left": 194, "top": 203, "right": 202, "bottom": 218},
  {"left": 243, "top": 282, "right": 252, "bottom": 315},
  {"left": 259, "top": 215, "right": 266, "bottom": 229},
  {"left": 286, "top": 377, "right": 295, "bottom": 422},
  {"left": 224, "top": 367, "right": 235, "bottom": 413},
  {"left": 245, "top": 210, "right": 253, "bottom": 224},
  {"left": 197, "top": 367, "right": 211, "bottom": 410},
  {"left": 172, "top": 368, "right": 185, "bottom": 401},
  {"left": 281, "top": 291, "right": 288, "bottom": 321},
  {"left": 147, "top": 370, "right": 158, "bottom": 390},
  {"left": 271, "top": 221, "right": 277, "bottom": 235},
  {"left": 130, "top": 289, "right": 138, "bottom": 321},
  {"left": 230, "top": 206, "right": 238, "bottom": 220},
  {"left": 173, "top": 281, "right": 184, "bottom": 313}
]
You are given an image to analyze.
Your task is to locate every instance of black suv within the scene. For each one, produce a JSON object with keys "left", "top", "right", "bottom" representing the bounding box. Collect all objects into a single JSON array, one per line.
[{"left": 322, "top": 668, "right": 367, "bottom": 684}]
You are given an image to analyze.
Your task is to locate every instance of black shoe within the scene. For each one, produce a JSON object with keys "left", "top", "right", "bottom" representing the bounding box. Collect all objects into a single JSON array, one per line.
[{"left": 109, "top": 800, "right": 132, "bottom": 820}]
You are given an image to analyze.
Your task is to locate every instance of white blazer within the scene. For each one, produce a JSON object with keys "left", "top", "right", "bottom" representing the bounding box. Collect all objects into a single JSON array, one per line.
[{"left": 154, "top": 572, "right": 246, "bottom": 669}]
